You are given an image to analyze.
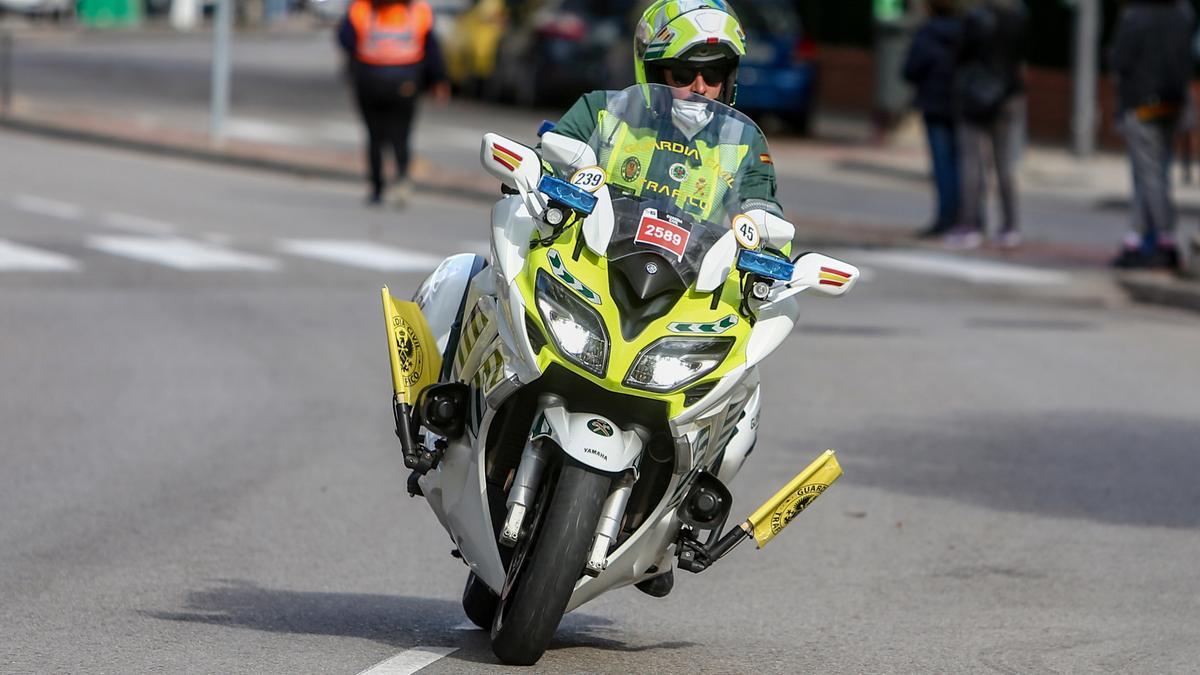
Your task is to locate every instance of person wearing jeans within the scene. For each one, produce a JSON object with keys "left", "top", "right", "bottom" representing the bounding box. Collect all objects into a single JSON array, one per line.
[
  {"left": 903, "top": 0, "right": 964, "bottom": 238},
  {"left": 1111, "top": 0, "right": 1196, "bottom": 269},
  {"left": 946, "top": 0, "right": 1028, "bottom": 250},
  {"left": 956, "top": 95, "right": 1025, "bottom": 248}
]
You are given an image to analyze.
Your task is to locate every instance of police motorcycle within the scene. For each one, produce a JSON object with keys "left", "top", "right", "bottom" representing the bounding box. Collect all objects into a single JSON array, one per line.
[{"left": 380, "top": 84, "right": 858, "bottom": 666}]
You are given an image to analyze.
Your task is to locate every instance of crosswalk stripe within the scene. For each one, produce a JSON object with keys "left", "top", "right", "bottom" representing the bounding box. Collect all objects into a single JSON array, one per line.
[
  {"left": 846, "top": 249, "right": 1070, "bottom": 286},
  {"left": 0, "top": 239, "right": 79, "bottom": 271},
  {"left": 88, "top": 236, "right": 279, "bottom": 271},
  {"left": 12, "top": 195, "right": 84, "bottom": 221},
  {"left": 279, "top": 239, "right": 443, "bottom": 272}
]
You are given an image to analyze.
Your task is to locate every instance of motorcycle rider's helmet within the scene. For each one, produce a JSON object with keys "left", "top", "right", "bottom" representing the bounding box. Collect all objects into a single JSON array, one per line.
[{"left": 634, "top": 0, "right": 747, "bottom": 106}]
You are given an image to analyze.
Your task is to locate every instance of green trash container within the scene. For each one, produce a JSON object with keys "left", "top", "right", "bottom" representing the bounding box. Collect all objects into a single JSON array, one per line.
[{"left": 77, "top": 0, "right": 143, "bottom": 27}]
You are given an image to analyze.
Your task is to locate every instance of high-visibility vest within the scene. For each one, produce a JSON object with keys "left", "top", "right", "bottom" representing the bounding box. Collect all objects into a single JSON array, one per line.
[
  {"left": 596, "top": 108, "right": 751, "bottom": 223},
  {"left": 349, "top": 0, "right": 433, "bottom": 67}
]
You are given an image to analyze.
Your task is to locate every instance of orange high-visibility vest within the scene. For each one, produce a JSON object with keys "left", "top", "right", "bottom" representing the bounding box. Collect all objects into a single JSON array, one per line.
[{"left": 349, "top": 0, "right": 433, "bottom": 66}]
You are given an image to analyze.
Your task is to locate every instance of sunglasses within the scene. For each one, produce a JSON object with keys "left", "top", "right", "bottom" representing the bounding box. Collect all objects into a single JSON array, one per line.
[{"left": 666, "top": 63, "right": 732, "bottom": 87}]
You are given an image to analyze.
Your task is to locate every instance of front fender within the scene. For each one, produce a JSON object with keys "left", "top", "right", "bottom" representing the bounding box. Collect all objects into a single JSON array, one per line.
[{"left": 534, "top": 398, "right": 644, "bottom": 473}]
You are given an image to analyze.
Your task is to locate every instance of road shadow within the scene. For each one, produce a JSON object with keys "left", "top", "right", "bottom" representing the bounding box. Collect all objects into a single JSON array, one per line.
[
  {"left": 829, "top": 410, "right": 1200, "bottom": 529},
  {"left": 143, "top": 580, "right": 695, "bottom": 665}
]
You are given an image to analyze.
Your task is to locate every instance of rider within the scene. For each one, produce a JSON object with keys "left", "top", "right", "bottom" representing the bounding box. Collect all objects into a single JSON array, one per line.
[
  {"left": 553, "top": 0, "right": 783, "bottom": 224},
  {"left": 552, "top": 0, "right": 781, "bottom": 600}
]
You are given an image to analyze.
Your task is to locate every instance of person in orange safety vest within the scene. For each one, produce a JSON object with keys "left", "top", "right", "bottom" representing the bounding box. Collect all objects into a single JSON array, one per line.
[{"left": 338, "top": 0, "right": 450, "bottom": 206}]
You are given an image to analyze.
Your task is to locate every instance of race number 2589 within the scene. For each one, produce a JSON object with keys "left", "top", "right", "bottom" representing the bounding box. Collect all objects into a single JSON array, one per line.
[{"left": 635, "top": 210, "right": 690, "bottom": 261}]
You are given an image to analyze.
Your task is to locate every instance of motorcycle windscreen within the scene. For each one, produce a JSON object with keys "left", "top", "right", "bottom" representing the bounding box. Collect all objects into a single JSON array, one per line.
[{"left": 382, "top": 286, "right": 442, "bottom": 404}]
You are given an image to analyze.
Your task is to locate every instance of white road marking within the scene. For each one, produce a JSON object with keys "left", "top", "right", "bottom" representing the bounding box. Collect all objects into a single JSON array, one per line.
[
  {"left": 0, "top": 239, "right": 79, "bottom": 271},
  {"left": 846, "top": 249, "right": 1071, "bottom": 286},
  {"left": 88, "top": 236, "right": 279, "bottom": 271},
  {"left": 357, "top": 646, "right": 457, "bottom": 675},
  {"left": 102, "top": 212, "right": 177, "bottom": 236},
  {"left": 12, "top": 195, "right": 84, "bottom": 221},
  {"left": 279, "top": 239, "right": 443, "bottom": 272}
]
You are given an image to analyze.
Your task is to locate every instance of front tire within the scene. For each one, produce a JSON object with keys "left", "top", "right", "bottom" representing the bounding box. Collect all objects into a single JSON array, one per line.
[{"left": 490, "top": 458, "right": 611, "bottom": 666}]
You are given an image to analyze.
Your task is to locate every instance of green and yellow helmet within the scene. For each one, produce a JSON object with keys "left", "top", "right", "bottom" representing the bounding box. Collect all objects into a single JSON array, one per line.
[{"left": 634, "top": 0, "right": 747, "bottom": 105}]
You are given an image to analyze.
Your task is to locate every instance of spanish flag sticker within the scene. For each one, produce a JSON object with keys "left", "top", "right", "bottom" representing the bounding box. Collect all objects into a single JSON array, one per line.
[
  {"left": 759, "top": 153, "right": 773, "bottom": 165},
  {"left": 819, "top": 266, "right": 852, "bottom": 287},
  {"left": 492, "top": 143, "right": 523, "bottom": 172}
]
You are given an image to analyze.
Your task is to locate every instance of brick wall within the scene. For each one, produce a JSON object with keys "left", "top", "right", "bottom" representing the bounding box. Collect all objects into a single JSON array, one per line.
[{"left": 814, "top": 45, "right": 1198, "bottom": 149}]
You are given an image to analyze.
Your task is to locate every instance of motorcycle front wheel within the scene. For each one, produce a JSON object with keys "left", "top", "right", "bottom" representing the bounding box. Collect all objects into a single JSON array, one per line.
[{"left": 490, "top": 457, "right": 611, "bottom": 666}]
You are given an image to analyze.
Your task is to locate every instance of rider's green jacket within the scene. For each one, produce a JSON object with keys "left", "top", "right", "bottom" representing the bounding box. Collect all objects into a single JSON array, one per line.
[{"left": 555, "top": 91, "right": 784, "bottom": 219}]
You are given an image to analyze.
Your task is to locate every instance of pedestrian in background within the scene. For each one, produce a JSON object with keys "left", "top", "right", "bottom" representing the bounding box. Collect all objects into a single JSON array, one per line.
[
  {"left": 1111, "top": 0, "right": 1196, "bottom": 269},
  {"left": 904, "top": 0, "right": 964, "bottom": 239},
  {"left": 338, "top": 0, "right": 451, "bottom": 207},
  {"left": 947, "top": 0, "right": 1028, "bottom": 250}
]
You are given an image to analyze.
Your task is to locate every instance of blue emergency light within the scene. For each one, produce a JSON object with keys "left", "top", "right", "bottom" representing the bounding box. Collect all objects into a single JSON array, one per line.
[
  {"left": 538, "top": 175, "right": 598, "bottom": 216},
  {"left": 736, "top": 249, "right": 794, "bottom": 282}
]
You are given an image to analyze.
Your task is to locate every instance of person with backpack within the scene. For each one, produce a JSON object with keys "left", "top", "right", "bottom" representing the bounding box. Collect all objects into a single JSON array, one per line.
[{"left": 946, "top": 0, "right": 1028, "bottom": 250}]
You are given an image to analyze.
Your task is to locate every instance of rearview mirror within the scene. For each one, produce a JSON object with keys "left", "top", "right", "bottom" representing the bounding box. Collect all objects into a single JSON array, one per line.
[
  {"left": 789, "top": 253, "right": 859, "bottom": 297},
  {"left": 481, "top": 133, "right": 542, "bottom": 193}
]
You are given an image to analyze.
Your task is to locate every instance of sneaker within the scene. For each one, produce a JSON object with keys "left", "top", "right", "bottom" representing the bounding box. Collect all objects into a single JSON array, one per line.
[
  {"left": 944, "top": 229, "right": 983, "bottom": 250},
  {"left": 996, "top": 230, "right": 1023, "bottom": 250}
]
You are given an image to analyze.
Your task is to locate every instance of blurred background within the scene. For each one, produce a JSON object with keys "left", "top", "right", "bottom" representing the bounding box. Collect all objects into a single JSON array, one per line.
[
  {"left": 3, "top": 1, "right": 1200, "bottom": 673},
  {"left": 0, "top": 0, "right": 1184, "bottom": 146}
]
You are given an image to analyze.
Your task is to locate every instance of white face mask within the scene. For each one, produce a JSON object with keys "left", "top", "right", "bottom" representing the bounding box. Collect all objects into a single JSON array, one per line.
[{"left": 672, "top": 99, "right": 714, "bottom": 140}]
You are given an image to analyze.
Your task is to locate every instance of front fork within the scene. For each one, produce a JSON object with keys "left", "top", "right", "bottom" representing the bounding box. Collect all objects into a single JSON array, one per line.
[{"left": 499, "top": 435, "right": 637, "bottom": 578}]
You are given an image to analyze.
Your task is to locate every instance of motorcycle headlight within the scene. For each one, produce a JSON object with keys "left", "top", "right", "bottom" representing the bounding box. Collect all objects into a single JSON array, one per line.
[
  {"left": 535, "top": 270, "right": 609, "bottom": 377},
  {"left": 624, "top": 337, "right": 734, "bottom": 393}
]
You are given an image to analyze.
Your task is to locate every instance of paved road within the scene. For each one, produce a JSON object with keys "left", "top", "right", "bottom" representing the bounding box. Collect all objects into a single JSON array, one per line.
[{"left": 3, "top": 130, "right": 1200, "bottom": 673}]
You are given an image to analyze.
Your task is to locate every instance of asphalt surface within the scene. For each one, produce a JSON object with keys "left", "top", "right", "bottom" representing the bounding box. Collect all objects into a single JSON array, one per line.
[{"left": 3, "top": 127, "right": 1200, "bottom": 674}]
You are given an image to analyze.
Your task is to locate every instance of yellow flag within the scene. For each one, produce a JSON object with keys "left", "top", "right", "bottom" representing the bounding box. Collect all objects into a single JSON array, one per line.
[
  {"left": 381, "top": 287, "right": 441, "bottom": 404},
  {"left": 746, "top": 450, "right": 842, "bottom": 548}
]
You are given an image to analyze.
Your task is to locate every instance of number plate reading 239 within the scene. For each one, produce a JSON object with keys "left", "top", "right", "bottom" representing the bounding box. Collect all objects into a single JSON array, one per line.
[{"left": 635, "top": 209, "right": 691, "bottom": 262}]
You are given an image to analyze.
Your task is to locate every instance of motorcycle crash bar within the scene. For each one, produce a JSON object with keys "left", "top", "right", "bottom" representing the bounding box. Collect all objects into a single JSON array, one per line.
[{"left": 701, "top": 450, "right": 844, "bottom": 565}]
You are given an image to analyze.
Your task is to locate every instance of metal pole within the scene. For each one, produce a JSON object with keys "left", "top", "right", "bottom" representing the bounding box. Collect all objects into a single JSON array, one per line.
[
  {"left": 210, "top": 0, "right": 233, "bottom": 145},
  {"left": 1072, "top": 0, "right": 1100, "bottom": 158},
  {"left": 1, "top": 30, "right": 13, "bottom": 118}
]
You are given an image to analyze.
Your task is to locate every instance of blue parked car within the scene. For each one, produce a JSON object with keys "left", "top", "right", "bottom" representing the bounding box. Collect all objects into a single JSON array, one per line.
[{"left": 729, "top": 0, "right": 820, "bottom": 135}]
